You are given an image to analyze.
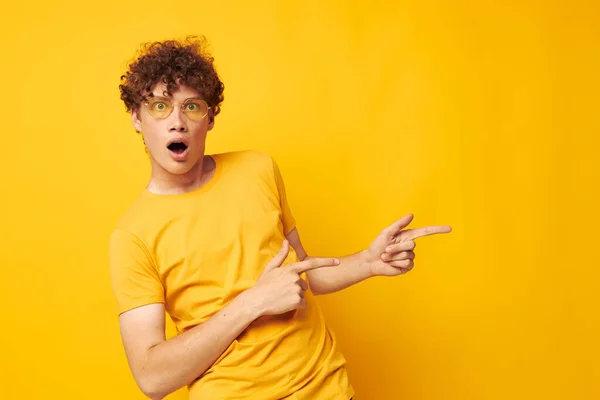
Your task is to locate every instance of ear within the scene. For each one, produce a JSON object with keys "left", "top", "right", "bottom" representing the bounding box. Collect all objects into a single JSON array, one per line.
[
  {"left": 207, "top": 109, "right": 215, "bottom": 131},
  {"left": 131, "top": 109, "right": 142, "bottom": 132}
]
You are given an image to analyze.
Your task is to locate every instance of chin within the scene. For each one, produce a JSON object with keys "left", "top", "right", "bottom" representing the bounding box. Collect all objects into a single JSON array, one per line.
[
  {"left": 164, "top": 160, "right": 197, "bottom": 175},
  {"left": 149, "top": 148, "right": 202, "bottom": 176}
]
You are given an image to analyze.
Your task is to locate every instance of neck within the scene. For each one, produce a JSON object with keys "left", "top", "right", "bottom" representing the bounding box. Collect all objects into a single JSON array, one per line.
[{"left": 147, "top": 155, "right": 215, "bottom": 195}]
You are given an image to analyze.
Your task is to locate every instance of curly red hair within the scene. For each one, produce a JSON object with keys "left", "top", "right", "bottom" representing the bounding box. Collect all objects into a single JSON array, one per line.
[{"left": 119, "top": 35, "right": 224, "bottom": 117}]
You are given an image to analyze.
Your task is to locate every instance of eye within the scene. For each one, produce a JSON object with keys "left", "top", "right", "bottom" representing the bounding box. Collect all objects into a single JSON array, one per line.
[
  {"left": 154, "top": 102, "right": 167, "bottom": 111},
  {"left": 185, "top": 103, "right": 198, "bottom": 111}
]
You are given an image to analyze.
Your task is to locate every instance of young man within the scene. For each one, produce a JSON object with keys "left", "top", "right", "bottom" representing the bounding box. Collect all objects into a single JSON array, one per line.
[{"left": 109, "top": 36, "right": 451, "bottom": 400}]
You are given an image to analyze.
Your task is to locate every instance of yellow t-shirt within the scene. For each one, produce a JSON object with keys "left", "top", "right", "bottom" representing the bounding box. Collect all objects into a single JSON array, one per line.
[{"left": 109, "top": 150, "right": 354, "bottom": 400}]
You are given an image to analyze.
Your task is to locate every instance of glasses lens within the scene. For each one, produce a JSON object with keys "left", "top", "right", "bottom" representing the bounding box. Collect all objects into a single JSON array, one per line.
[
  {"left": 183, "top": 100, "right": 209, "bottom": 121},
  {"left": 146, "top": 98, "right": 173, "bottom": 119}
]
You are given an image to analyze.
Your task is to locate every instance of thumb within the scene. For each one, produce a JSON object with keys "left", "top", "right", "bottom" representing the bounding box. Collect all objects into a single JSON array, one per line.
[
  {"left": 263, "top": 240, "right": 290, "bottom": 273},
  {"left": 384, "top": 213, "right": 414, "bottom": 235}
]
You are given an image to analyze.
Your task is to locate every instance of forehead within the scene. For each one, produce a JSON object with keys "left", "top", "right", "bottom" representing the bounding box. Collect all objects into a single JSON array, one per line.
[{"left": 150, "top": 83, "right": 202, "bottom": 99}]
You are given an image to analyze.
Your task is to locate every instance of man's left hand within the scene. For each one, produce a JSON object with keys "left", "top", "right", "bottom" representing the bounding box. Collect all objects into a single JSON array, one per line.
[{"left": 362, "top": 213, "right": 452, "bottom": 277}]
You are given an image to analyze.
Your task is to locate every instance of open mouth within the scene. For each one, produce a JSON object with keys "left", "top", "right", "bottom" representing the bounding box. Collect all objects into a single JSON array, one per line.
[{"left": 167, "top": 141, "right": 188, "bottom": 154}]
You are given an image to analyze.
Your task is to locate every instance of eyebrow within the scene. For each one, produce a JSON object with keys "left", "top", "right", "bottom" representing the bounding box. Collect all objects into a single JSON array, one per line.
[{"left": 151, "top": 95, "right": 204, "bottom": 101}]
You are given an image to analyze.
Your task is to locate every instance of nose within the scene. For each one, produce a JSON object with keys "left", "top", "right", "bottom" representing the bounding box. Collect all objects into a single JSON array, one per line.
[{"left": 168, "top": 107, "right": 187, "bottom": 132}]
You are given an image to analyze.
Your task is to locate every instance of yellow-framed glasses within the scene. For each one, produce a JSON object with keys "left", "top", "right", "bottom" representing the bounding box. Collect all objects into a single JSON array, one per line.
[{"left": 143, "top": 97, "right": 211, "bottom": 121}]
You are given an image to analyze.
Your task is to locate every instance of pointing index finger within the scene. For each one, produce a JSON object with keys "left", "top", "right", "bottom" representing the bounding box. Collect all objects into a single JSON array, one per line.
[
  {"left": 401, "top": 225, "right": 452, "bottom": 241},
  {"left": 289, "top": 258, "right": 340, "bottom": 274}
]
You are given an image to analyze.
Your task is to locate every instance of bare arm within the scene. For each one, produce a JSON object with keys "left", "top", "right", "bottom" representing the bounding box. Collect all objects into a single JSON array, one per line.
[
  {"left": 286, "top": 214, "right": 451, "bottom": 295},
  {"left": 119, "top": 295, "right": 258, "bottom": 400},
  {"left": 286, "top": 228, "right": 372, "bottom": 295},
  {"left": 118, "top": 243, "right": 339, "bottom": 400}
]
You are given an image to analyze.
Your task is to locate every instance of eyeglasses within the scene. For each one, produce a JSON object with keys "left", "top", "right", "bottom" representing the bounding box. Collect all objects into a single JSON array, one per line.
[{"left": 143, "top": 97, "right": 211, "bottom": 121}]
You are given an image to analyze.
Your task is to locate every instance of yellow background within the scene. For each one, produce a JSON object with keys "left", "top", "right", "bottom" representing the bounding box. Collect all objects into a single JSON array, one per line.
[{"left": 1, "top": 0, "right": 598, "bottom": 399}]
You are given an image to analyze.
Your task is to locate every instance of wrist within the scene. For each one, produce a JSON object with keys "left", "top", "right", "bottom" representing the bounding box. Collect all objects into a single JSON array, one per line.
[
  {"left": 359, "top": 250, "right": 376, "bottom": 278},
  {"left": 235, "top": 288, "right": 264, "bottom": 322}
]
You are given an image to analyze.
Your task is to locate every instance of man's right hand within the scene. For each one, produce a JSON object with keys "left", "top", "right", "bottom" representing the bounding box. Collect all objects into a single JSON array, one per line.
[{"left": 243, "top": 240, "right": 340, "bottom": 317}]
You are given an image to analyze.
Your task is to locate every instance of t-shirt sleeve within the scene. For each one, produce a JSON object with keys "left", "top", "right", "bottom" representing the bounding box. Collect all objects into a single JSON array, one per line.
[
  {"left": 109, "top": 228, "right": 165, "bottom": 315},
  {"left": 271, "top": 156, "right": 297, "bottom": 235}
]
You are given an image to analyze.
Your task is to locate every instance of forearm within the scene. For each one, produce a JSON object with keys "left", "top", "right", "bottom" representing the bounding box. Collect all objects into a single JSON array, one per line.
[
  {"left": 139, "top": 293, "right": 258, "bottom": 399},
  {"left": 305, "top": 251, "right": 373, "bottom": 295}
]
